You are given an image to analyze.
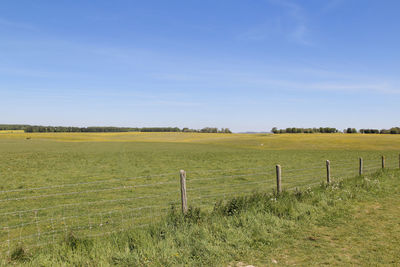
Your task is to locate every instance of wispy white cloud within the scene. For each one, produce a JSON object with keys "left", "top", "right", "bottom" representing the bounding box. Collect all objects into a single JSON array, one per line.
[
  {"left": 0, "top": 17, "right": 37, "bottom": 31},
  {"left": 0, "top": 67, "right": 55, "bottom": 78},
  {"left": 146, "top": 100, "right": 202, "bottom": 107},
  {"left": 237, "top": 18, "right": 282, "bottom": 41},
  {"left": 321, "top": 0, "right": 346, "bottom": 13},
  {"left": 261, "top": 79, "right": 399, "bottom": 94},
  {"left": 238, "top": 0, "right": 312, "bottom": 46},
  {"left": 152, "top": 66, "right": 400, "bottom": 95},
  {"left": 0, "top": 85, "right": 203, "bottom": 108},
  {"left": 269, "top": 0, "right": 312, "bottom": 45},
  {"left": 290, "top": 24, "right": 312, "bottom": 45},
  {"left": 1, "top": 34, "right": 397, "bottom": 96}
]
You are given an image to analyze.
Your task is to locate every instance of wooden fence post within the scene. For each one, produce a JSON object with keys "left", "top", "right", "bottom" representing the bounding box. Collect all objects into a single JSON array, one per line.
[
  {"left": 180, "top": 170, "right": 188, "bottom": 214},
  {"left": 276, "top": 165, "right": 281, "bottom": 194},
  {"left": 326, "top": 160, "right": 331, "bottom": 183},
  {"left": 359, "top": 157, "right": 363, "bottom": 176},
  {"left": 382, "top": 156, "right": 385, "bottom": 169}
]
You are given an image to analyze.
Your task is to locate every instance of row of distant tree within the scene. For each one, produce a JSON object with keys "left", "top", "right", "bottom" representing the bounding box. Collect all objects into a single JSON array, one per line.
[
  {"left": 271, "top": 127, "right": 339, "bottom": 134},
  {"left": 343, "top": 127, "right": 400, "bottom": 134},
  {"left": 0, "top": 125, "right": 232, "bottom": 133},
  {"left": 3, "top": 124, "right": 400, "bottom": 134},
  {"left": 272, "top": 127, "right": 400, "bottom": 134},
  {"left": 24, "top": 126, "right": 142, "bottom": 133},
  {"left": 0, "top": 124, "right": 30, "bottom": 131},
  {"left": 359, "top": 127, "right": 400, "bottom": 134},
  {"left": 182, "top": 127, "right": 232, "bottom": 133}
]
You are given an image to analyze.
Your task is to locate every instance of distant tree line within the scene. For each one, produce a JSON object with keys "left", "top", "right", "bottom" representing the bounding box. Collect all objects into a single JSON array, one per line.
[
  {"left": 271, "top": 127, "right": 339, "bottom": 134},
  {"left": 344, "top": 128, "right": 358, "bottom": 134},
  {"left": 271, "top": 126, "right": 400, "bottom": 134},
  {"left": 134, "top": 127, "right": 181, "bottom": 132},
  {"left": 359, "top": 127, "right": 400, "bottom": 134},
  {"left": 0, "top": 124, "right": 30, "bottom": 131},
  {"left": 359, "top": 129, "right": 379, "bottom": 134},
  {"left": 1, "top": 125, "right": 232, "bottom": 133},
  {"left": 182, "top": 127, "right": 232, "bottom": 133},
  {"left": 24, "top": 126, "right": 140, "bottom": 133}
]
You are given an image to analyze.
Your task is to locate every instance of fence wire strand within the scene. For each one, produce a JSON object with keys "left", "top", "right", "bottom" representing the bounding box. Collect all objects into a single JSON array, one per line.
[{"left": 0, "top": 155, "right": 397, "bottom": 252}]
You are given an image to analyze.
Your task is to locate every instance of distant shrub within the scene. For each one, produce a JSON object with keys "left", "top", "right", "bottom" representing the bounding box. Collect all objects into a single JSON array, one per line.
[
  {"left": 345, "top": 128, "right": 358, "bottom": 133},
  {"left": 390, "top": 127, "right": 400, "bottom": 134},
  {"left": 360, "top": 129, "right": 379, "bottom": 134}
]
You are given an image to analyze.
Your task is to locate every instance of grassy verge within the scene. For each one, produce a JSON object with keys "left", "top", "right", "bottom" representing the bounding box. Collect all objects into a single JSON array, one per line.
[{"left": 7, "top": 169, "right": 400, "bottom": 266}]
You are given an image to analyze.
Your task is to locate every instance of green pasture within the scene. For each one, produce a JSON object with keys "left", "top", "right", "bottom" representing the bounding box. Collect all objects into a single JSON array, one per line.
[{"left": 0, "top": 133, "right": 399, "bottom": 256}]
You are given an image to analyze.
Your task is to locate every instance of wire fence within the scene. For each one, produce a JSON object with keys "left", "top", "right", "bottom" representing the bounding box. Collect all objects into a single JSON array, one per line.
[{"left": 0, "top": 155, "right": 398, "bottom": 256}]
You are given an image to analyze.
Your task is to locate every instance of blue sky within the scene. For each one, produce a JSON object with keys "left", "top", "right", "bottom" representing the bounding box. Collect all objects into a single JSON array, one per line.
[{"left": 1, "top": 0, "right": 399, "bottom": 132}]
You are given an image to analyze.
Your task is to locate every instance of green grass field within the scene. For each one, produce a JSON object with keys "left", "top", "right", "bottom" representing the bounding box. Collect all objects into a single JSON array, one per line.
[
  {"left": 6, "top": 165, "right": 400, "bottom": 266},
  {"left": 0, "top": 132, "right": 399, "bottom": 264}
]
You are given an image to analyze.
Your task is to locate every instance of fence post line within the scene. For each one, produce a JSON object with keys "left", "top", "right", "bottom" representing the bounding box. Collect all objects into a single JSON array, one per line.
[
  {"left": 179, "top": 170, "right": 188, "bottom": 214},
  {"left": 326, "top": 160, "right": 331, "bottom": 183},
  {"left": 382, "top": 156, "right": 385, "bottom": 169},
  {"left": 359, "top": 157, "right": 363, "bottom": 176},
  {"left": 276, "top": 165, "right": 282, "bottom": 194}
]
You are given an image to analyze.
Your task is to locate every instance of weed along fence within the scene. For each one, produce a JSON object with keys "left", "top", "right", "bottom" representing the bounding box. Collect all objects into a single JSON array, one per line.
[{"left": 0, "top": 155, "right": 399, "bottom": 255}]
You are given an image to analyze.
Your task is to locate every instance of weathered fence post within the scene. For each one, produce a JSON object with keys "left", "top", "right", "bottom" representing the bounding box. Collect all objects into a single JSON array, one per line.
[
  {"left": 326, "top": 160, "right": 331, "bottom": 183},
  {"left": 382, "top": 156, "right": 385, "bottom": 169},
  {"left": 276, "top": 165, "right": 282, "bottom": 194},
  {"left": 359, "top": 157, "right": 363, "bottom": 176},
  {"left": 179, "top": 170, "right": 188, "bottom": 214}
]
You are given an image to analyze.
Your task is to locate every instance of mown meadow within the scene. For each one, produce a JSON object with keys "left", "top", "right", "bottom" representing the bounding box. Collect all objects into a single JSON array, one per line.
[{"left": 0, "top": 132, "right": 399, "bottom": 265}]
